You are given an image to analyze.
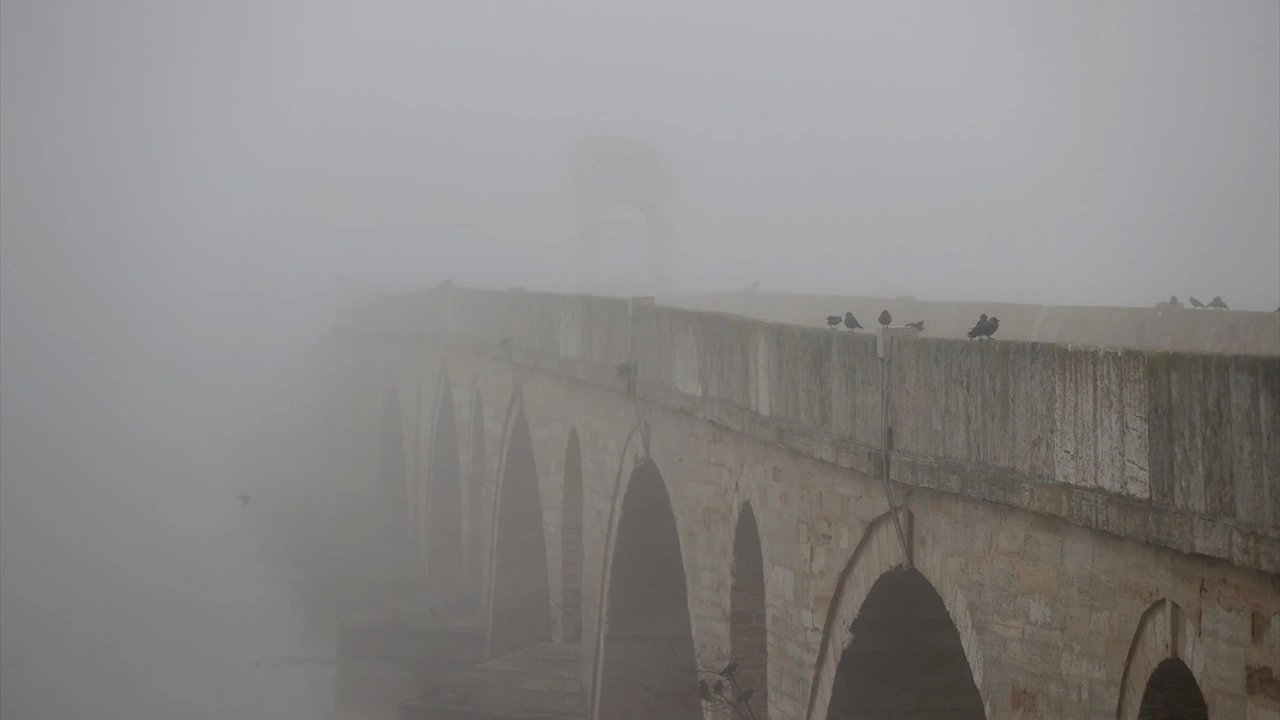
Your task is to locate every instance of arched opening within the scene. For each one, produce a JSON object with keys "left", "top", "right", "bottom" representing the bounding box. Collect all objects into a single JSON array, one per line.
[
  {"left": 487, "top": 408, "right": 552, "bottom": 658},
  {"left": 598, "top": 460, "right": 700, "bottom": 720},
  {"left": 466, "top": 385, "right": 488, "bottom": 608},
  {"left": 826, "top": 568, "right": 984, "bottom": 720},
  {"left": 731, "top": 503, "right": 768, "bottom": 718},
  {"left": 1138, "top": 659, "right": 1207, "bottom": 720},
  {"left": 560, "top": 430, "right": 584, "bottom": 642},
  {"left": 427, "top": 382, "right": 464, "bottom": 607}
]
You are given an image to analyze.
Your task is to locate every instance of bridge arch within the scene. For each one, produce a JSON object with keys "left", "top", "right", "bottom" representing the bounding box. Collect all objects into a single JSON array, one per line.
[
  {"left": 595, "top": 459, "right": 700, "bottom": 720},
  {"left": 806, "top": 509, "right": 988, "bottom": 720},
  {"left": 559, "top": 429, "right": 584, "bottom": 642},
  {"left": 1116, "top": 599, "right": 1209, "bottom": 720},
  {"left": 731, "top": 501, "right": 769, "bottom": 717},
  {"left": 426, "top": 375, "right": 464, "bottom": 606},
  {"left": 486, "top": 400, "right": 552, "bottom": 658}
]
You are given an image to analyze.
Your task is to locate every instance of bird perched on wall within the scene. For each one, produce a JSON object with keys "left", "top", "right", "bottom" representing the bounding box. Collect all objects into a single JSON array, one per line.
[
  {"left": 878, "top": 309, "right": 892, "bottom": 327},
  {"left": 967, "top": 314, "right": 988, "bottom": 339},
  {"left": 237, "top": 493, "right": 250, "bottom": 507},
  {"left": 968, "top": 316, "right": 1000, "bottom": 340},
  {"left": 826, "top": 315, "right": 841, "bottom": 329},
  {"left": 1188, "top": 297, "right": 1205, "bottom": 308},
  {"left": 844, "top": 312, "right": 862, "bottom": 331},
  {"left": 1208, "top": 296, "right": 1229, "bottom": 310},
  {"left": 905, "top": 320, "right": 924, "bottom": 331},
  {"left": 720, "top": 660, "right": 739, "bottom": 678}
]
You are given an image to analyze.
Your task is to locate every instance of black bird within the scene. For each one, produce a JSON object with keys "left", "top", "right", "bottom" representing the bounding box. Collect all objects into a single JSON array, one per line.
[
  {"left": 237, "top": 493, "right": 250, "bottom": 507},
  {"left": 967, "top": 314, "right": 990, "bottom": 340},
  {"left": 720, "top": 660, "right": 739, "bottom": 678},
  {"left": 878, "top": 309, "right": 892, "bottom": 327},
  {"left": 614, "top": 361, "right": 634, "bottom": 380},
  {"left": 826, "top": 315, "right": 841, "bottom": 329},
  {"left": 1169, "top": 295, "right": 1178, "bottom": 305},
  {"left": 905, "top": 320, "right": 924, "bottom": 331},
  {"left": 970, "top": 316, "right": 1000, "bottom": 340},
  {"left": 739, "top": 688, "right": 755, "bottom": 704},
  {"left": 1189, "top": 296, "right": 1205, "bottom": 308},
  {"left": 843, "top": 312, "right": 862, "bottom": 331},
  {"left": 1208, "top": 296, "right": 1229, "bottom": 310}
]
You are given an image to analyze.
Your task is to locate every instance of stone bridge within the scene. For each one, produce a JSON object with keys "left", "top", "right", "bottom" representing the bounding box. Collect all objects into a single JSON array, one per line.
[{"left": 326, "top": 287, "right": 1279, "bottom": 720}]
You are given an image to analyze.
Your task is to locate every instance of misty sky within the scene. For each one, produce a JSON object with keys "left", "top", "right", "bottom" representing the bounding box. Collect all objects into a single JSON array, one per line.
[{"left": 3, "top": 0, "right": 1278, "bottom": 320}]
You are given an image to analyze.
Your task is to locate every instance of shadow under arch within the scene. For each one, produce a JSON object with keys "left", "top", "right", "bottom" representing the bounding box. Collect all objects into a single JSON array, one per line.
[
  {"left": 485, "top": 401, "right": 552, "bottom": 658},
  {"left": 425, "top": 374, "right": 464, "bottom": 606},
  {"left": 595, "top": 459, "right": 699, "bottom": 720},
  {"left": 805, "top": 509, "right": 987, "bottom": 720},
  {"left": 560, "top": 429, "right": 584, "bottom": 643},
  {"left": 731, "top": 501, "right": 769, "bottom": 718},
  {"left": 1116, "top": 599, "right": 1209, "bottom": 720}
]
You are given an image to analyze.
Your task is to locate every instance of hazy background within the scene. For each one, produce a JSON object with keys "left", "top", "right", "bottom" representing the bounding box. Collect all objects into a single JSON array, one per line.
[{"left": 2, "top": 1, "right": 1277, "bottom": 718}]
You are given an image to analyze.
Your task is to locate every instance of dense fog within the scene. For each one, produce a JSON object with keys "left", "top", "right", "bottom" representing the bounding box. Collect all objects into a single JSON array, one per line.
[{"left": 1, "top": 1, "right": 1277, "bottom": 718}]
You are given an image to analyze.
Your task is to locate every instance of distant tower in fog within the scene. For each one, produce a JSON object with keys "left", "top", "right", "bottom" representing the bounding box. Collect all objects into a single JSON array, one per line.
[{"left": 572, "top": 138, "right": 672, "bottom": 294}]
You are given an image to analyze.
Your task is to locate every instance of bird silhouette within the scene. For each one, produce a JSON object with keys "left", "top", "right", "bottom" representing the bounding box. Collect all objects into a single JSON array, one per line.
[
  {"left": 1169, "top": 295, "right": 1178, "bottom": 305},
  {"left": 969, "top": 316, "right": 1000, "bottom": 340},
  {"left": 1208, "top": 296, "right": 1229, "bottom": 310},
  {"left": 720, "top": 660, "right": 739, "bottom": 678},
  {"left": 844, "top": 312, "right": 862, "bottom": 331},
  {"left": 1189, "top": 297, "right": 1204, "bottom": 308},
  {"left": 967, "top": 314, "right": 990, "bottom": 340},
  {"left": 614, "top": 362, "right": 634, "bottom": 380},
  {"left": 878, "top": 309, "right": 892, "bottom": 327},
  {"left": 905, "top": 320, "right": 924, "bottom": 331},
  {"left": 826, "top": 315, "right": 841, "bottom": 329},
  {"left": 237, "top": 493, "right": 250, "bottom": 507}
]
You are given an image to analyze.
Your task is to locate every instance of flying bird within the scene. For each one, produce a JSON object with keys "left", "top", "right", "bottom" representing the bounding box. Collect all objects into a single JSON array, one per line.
[
  {"left": 1208, "top": 296, "right": 1229, "bottom": 310},
  {"left": 967, "top": 314, "right": 990, "bottom": 340},
  {"left": 1189, "top": 297, "right": 1204, "bottom": 308},
  {"left": 843, "top": 312, "right": 862, "bottom": 331},
  {"left": 720, "top": 660, "right": 739, "bottom": 678},
  {"left": 905, "top": 320, "right": 924, "bottom": 331},
  {"left": 237, "top": 493, "right": 250, "bottom": 507},
  {"left": 826, "top": 315, "right": 841, "bottom": 329},
  {"left": 878, "top": 309, "right": 892, "bottom": 327}
]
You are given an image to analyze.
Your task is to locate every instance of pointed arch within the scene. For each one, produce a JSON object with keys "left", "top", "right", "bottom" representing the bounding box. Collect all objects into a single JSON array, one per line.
[
  {"left": 596, "top": 460, "right": 699, "bottom": 720},
  {"left": 1116, "top": 599, "right": 1209, "bottom": 720},
  {"left": 426, "top": 378, "right": 464, "bottom": 605},
  {"left": 486, "top": 404, "right": 552, "bottom": 657},
  {"left": 560, "top": 429, "right": 585, "bottom": 642},
  {"left": 806, "top": 509, "right": 988, "bottom": 720},
  {"left": 731, "top": 502, "right": 768, "bottom": 718}
]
